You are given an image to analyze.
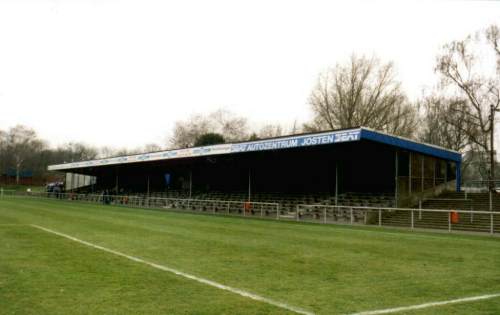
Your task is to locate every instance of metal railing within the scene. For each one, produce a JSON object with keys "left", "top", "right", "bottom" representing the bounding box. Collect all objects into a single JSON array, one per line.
[
  {"left": 1, "top": 191, "right": 280, "bottom": 219},
  {"left": 419, "top": 198, "right": 475, "bottom": 221},
  {"left": 2, "top": 191, "right": 499, "bottom": 235},
  {"left": 0, "top": 188, "right": 16, "bottom": 198},
  {"left": 296, "top": 204, "right": 500, "bottom": 235}
]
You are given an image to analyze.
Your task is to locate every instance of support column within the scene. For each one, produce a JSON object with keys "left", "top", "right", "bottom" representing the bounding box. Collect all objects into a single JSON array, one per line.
[
  {"left": 395, "top": 151, "right": 399, "bottom": 207},
  {"left": 433, "top": 158, "right": 436, "bottom": 188},
  {"left": 335, "top": 162, "right": 339, "bottom": 206},
  {"left": 445, "top": 162, "right": 448, "bottom": 184},
  {"left": 248, "top": 168, "right": 251, "bottom": 202},
  {"left": 115, "top": 175, "right": 119, "bottom": 193},
  {"left": 456, "top": 161, "right": 461, "bottom": 192},
  {"left": 421, "top": 155, "right": 424, "bottom": 193},
  {"left": 189, "top": 171, "right": 192, "bottom": 199},
  {"left": 147, "top": 176, "right": 150, "bottom": 195},
  {"left": 409, "top": 152, "right": 412, "bottom": 196}
]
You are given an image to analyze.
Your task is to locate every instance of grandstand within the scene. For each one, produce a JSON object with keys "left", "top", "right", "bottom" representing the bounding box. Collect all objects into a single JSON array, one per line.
[
  {"left": 45, "top": 127, "right": 466, "bottom": 220},
  {"left": 48, "top": 127, "right": 462, "bottom": 204}
]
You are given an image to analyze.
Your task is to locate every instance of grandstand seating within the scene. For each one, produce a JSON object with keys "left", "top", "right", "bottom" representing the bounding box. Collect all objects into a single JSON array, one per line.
[
  {"left": 77, "top": 189, "right": 395, "bottom": 219},
  {"left": 187, "top": 191, "right": 395, "bottom": 216},
  {"left": 320, "top": 192, "right": 395, "bottom": 207}
]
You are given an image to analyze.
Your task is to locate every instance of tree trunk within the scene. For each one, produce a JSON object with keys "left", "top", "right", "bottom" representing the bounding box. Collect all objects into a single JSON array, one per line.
[{"left": 15, "top": 161, "right": 21, "bottom": 185}]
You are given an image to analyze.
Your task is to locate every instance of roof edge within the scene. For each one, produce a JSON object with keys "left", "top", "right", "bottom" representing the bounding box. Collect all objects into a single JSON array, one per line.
[
  {"left": 48, "top": 126, "right": 462, "bottom": 171},
  {"left": 360, "top": 127, "right": 461, "bottom": 162},
  {"left": 360, "top": 127, "right": 461, "bottom": 155},
  {"left": 48, "top": 127, "right": 362, "bottom": 171}
]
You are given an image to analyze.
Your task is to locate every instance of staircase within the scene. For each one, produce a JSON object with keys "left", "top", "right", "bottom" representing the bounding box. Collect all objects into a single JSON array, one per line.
[
  {"left": 423, "top": 191, "right": 500, "bottom": 212},
  {"left": 380, "top": 192, "right": 500, "bottom": 233}
]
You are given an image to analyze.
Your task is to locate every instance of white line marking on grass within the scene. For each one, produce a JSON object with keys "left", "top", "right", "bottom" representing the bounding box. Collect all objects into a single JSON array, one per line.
[
  {"left": 349, "top": 293, "right": 500, "bottom": 315},
  {"left": 0, "top": 223, "right": 27, "bottom": 226},
  {"left": 30, "top": 224, "right": 314, "bottom": 315}
]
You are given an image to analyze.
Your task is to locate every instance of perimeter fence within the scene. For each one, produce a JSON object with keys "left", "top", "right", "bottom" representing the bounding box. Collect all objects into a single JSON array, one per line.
[
  {"left": 296, "top": 204, "right": 500, "bottom": 234},
  {"left": 1, "top": 190, "right": 280, "bottom": 219},
  {"left": 2, "top": 190, "right": 499, "bottom": 235}
]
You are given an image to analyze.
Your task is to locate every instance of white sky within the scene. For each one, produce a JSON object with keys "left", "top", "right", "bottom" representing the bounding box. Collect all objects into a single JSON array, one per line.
[{"left": 0, "top": 0, "right": 499, "bottom": 149}]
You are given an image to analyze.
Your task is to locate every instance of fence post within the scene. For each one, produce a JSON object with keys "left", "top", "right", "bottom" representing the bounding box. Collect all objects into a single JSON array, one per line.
[
  {"left": 213, "top": 202, "right": 216, "bottom": 214},
  {"left": 242, "top": 203, "right": 245, "bottom": 217},
  {"left": 350, "top": 207, "right": 353, "bottom": 225},
  {"left": 471, "top": 202, "right": 474, "bottom": 223},
  {"left": 490, "top": 190, "right": 493, "bottom": 212},
  {"left": 419, "top": 199, "right": 422, "bottom": 220},
  {"left": 261, "top": 204, "right": 263, "bottom": 217},
  {"left": 227, "top": 201, "right": 230, "bottom": 215},
  {"left": 448, "top": 211, "right": 452, "bottom": 232},
  {"left": 296, "top": 205, "right": 300, "bottom": 222},
  {"left": 277, "top": 204, "right": 280, "bottom": 220},
  {"left": 411, "top": 210, "right": 414, "bottom": 230},
  {"left": 491, "top": 213, "right": 494, "bottom": 235},
  {"left": 323, "top": 207, "right": 327, "bottom": 224},
  {"left": 378, "top": 208, "right": 382, "bottom": 227}
]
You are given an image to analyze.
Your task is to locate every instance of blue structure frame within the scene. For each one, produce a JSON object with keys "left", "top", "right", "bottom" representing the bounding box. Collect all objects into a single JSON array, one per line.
[
  {"left": 360, "top": 128, "right": 461, "bottom": 162},
  {"left": 359, "top": 128, "right": 462, "bottom": 192}
]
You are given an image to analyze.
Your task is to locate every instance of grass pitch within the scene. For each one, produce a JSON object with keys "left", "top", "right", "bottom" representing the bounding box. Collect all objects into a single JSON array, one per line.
[{"left": 1, "top": 197, "right": 500, "bottom": 314}]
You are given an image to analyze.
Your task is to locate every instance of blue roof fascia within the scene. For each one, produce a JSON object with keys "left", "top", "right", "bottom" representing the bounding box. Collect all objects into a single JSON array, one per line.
[{"left": 360, "top": 128, "right": 462, "bottom": 162}]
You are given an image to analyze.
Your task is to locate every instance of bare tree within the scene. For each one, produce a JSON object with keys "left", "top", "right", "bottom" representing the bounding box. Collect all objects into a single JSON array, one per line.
[
  {"left": 258, "top": 124, "right": 284, "bottom": 138},
  {"left": 419, "top": 94, "right": 470, "bottom": 152},
  {"left": 435, "top": 28, "right": 500, "bottom": 171},
  {"left": 486, "top": 24, "right": 500, "bottom": 71},
  {"left": 256, "top": 121, "right": 302, "bottom": 139},
  {"left": 4, "top": 125, "right": 45, "bottom": 184},
  {"left": 306, "top": 54, "right": 418, "bottom": 137},
  {"left": 98, "top": 146, "right": 119, "bottom": 159},
  {"left": 0, "top": 129, "right": 7, "bottom": 177},
  {"left": 142, "top": 143, "right": 162, "bottom": 152},
  {"left": 57, "top": 142, "right": 98, "bottom": 162},
  {"left": 209, "top": 109, "right": 249, "bottom": 142},
  {"left": 169, "top": 109, "right": 248, "bottom": 148},
  {"left": 169, "top": 114, "right": 213, "bottom": 148}
]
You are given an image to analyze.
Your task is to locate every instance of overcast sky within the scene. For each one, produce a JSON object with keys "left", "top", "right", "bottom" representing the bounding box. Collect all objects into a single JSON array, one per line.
[{"left": 0, "top": 0, "right": 499, "bottom": 149}]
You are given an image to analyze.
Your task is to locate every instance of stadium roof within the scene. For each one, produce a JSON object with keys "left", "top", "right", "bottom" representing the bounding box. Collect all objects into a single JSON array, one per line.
[{"left": 48, "top": 127, "right": 462, "bottom": 172}]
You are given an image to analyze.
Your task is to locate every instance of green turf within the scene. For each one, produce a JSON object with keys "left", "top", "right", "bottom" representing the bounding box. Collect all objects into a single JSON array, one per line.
[{"left": 1, "top": 196, "right": 500, "bottom": 315}]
